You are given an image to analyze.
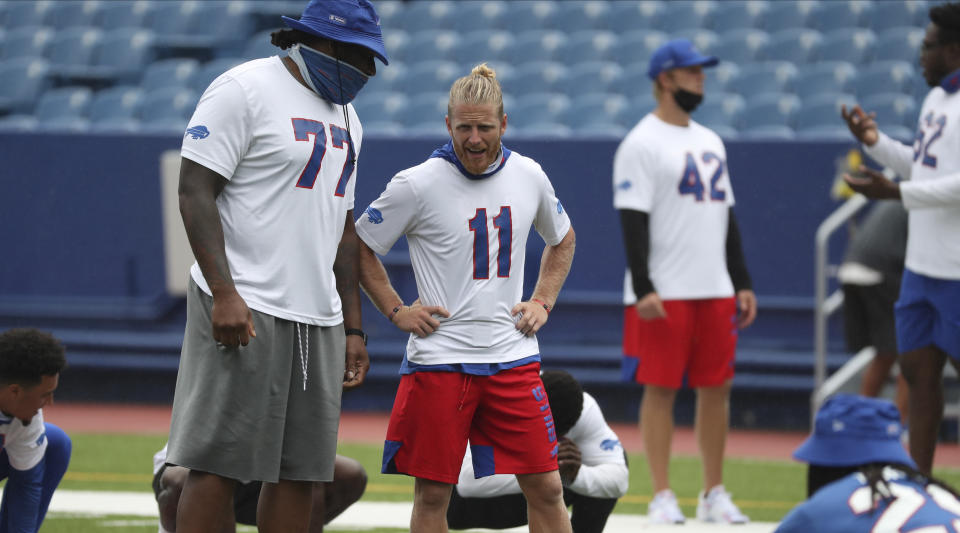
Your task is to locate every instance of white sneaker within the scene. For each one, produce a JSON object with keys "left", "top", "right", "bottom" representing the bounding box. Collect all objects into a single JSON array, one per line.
[
  {"left": 696, "top": 485, "right": 749, "bottom": 524},
  {"left": 647, "top": 489, "right": 686, "bottom": 524}
]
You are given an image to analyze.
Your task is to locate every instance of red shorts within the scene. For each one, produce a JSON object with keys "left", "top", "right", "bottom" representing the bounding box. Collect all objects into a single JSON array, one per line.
[
  {"left": 622, "top": 298, "right": 737, "bottom": 389},
  {"left": 381, "top": 362, "right": 559, "bottom": 484}
]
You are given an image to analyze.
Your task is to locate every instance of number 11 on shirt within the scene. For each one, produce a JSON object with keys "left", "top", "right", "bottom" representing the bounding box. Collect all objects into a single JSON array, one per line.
[{"left": 469, "top": 206, "right": 512, "bottom": 279}]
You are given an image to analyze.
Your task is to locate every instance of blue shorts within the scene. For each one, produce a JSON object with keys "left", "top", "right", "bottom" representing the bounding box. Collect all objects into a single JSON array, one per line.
[{"left": 895, "top": 269, "right": 960, "bottom": 359}]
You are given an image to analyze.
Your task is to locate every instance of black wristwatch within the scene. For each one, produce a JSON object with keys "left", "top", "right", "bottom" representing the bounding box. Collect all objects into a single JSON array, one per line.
[{"left": 345, "top": 328, "right": 368, "bottom": 346}]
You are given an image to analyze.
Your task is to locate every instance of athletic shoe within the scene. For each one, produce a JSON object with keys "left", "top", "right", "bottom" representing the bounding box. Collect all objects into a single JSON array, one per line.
[
  {"left": 696, "top": 485, "right": 749, "bottom": 524},
  {"left": 647, "top": 488, "right": 686, "bottom": 524}
]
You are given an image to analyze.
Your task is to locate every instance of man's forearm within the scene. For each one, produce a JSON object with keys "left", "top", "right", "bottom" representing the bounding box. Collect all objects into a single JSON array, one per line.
[
  {"left": 358, "top": 241, "right": 404, "bottom": 318},
  {"left": 178, "top": 161, "right": 234, "bottom": 296},
  {"left": 531, "top": 228, "right": 576, "bottom": 306},
  {"left": 335, "top": 211, "right": 363, "bottom": 330}
]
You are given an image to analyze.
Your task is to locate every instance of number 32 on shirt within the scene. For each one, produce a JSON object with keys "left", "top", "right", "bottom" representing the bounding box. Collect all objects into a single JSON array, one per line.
[{"left": 677, "top": 151, "right": 726, "bottom": 202}]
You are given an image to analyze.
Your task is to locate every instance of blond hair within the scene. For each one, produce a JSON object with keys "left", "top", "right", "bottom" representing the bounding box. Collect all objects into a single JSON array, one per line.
[{"left": 448, "top": 63, "right": 504, "bottom": 117}]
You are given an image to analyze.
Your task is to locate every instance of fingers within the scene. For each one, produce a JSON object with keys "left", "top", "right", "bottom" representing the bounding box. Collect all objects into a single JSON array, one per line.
[
  {"left": 514, "top": 303, "right": 548, "bottom": 336},
  {"left": 423, "top": 306, "right": 451, "bottom": 318}
]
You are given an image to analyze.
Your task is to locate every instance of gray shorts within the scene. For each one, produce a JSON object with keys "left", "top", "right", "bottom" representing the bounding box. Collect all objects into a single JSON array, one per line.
[{"left": 167, "top": 280, "right": 345, "bottom": 483}]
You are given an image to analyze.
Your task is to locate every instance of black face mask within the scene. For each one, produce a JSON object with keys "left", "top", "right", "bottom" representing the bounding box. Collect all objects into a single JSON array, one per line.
[{"left": 672, "top": 89, "right": 703, "bottom": 113}]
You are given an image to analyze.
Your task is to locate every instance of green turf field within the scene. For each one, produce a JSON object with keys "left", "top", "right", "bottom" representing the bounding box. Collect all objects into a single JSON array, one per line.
[{"left": 31, "top": 433, "right": 960, "bottom": 532}]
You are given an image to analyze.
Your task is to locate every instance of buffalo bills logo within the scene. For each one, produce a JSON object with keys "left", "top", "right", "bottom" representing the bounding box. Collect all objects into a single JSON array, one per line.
[
  {"left": 185, "top": 125, "right": 210, "bottom": 139},
  {"left": 600, "top": 438, "right": 620, "bottom": 451},
  {"left": 557, "top": 200, "right": 564, "bottom": 214},
  {"left": 365, "top": 206, "right": 383, "bottom": 224},
  {"left": 616, "top": 181, "right": 632, "bottom": 190}
]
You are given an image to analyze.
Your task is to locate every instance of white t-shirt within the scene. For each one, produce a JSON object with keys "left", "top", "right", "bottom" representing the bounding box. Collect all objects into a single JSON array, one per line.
[
  {"left": 863, "top": 86, "right": 960, "bottom": 280},
  {"left": 182, "top": 56, "right": 362, "bottom": 325},
  {"left": 457, "top": 392, "right": 628, "bottom": 499},
  {"left": 355, "top": 145, "right": 571, "bottom": 365},
  {"left": 0, "top": 410, "right": 47, "bottom": 471},
  {"left": 613, "top": 113, "right": 736, "bottom": 303}
]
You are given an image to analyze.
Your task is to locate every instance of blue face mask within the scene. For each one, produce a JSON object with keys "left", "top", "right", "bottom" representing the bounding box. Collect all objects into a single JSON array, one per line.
[{"left": 287, "top": 43, "right": 369, "bottom": 105}]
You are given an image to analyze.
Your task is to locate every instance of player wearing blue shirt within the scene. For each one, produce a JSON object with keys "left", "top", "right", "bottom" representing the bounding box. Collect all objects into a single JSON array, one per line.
[
  {"left": 0, "top": 329, "right": 71, "bottom": 533},
  {"left": 776, "top": 394, "right": 960, "bottom": 533}
]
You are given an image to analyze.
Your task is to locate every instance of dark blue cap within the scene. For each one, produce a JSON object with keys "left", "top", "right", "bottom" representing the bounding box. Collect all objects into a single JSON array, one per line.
[
  {"left": 282, "top": 0, "right": 389, "bottom": 65},
  {"left": 647, "top": 38, "right": 718, "bottom": 80},
  {"left": 793, "top": 394, "right": 915, "bottom": 468}
]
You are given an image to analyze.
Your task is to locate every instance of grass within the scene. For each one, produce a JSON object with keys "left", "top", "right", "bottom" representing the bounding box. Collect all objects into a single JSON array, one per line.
[{"left": 31, "top": 433, "right": 960, "bottom": 531}]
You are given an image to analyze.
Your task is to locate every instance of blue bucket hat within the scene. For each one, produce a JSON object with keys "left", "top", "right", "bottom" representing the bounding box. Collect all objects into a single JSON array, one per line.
[
  {"left": 647, "top": 38, "right": 718, "bottom": 80},
  {"left": 282, "top": 0, "right": 389, "bottom": 65},
  {"left": 794, "top": 394, "right": 915, "bottom": 468}
]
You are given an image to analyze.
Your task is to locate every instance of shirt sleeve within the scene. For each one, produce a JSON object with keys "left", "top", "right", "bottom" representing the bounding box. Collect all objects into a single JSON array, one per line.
[
  {"left": 861, "top": 131, "right": 915, "bottom": 181},
  {"left": 613, "top": 137, "right": 655, "bottom": 212},
  {"left": 355, "top": 173, "right": 419, "bottom": 256},
  {"left": 5, "top": 412, "right": 48, "bottom": 471},
  {"left": 181, "top": 74, "right": 252, "bottom": 181},
  {"left": 565, "top": 394, "right": 629, "bottom": 499},
  {"left": 533, "top": 169, "right": 572, "bottom": 247},
  {"left": 900, "top": 172, "right": 960, "bottom": 209}
]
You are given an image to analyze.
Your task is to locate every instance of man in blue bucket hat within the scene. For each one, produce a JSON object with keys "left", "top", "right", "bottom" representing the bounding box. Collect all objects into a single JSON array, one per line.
[
  {"left": 167, "top": 1, "right": 387, "bottom": 531},
  {"left": 776, "top": 394, "right": 960, "bottom": 532}
]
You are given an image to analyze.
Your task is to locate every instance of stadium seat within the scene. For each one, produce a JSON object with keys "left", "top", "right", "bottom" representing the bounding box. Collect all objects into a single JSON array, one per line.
[
  {"left": 511, "top": 121, "right": 572, "bottom": 138},
  {"left": 760, "top": 28, "right": 823, "bottom": 64},
  {"left": 407, "top": 120, "right": 448, "bottom": 138},
  {"left": 32, "top": 86, "right": 93, "bottom": 121},
  {"left": 95, "top": 0, "right": 152, "bottom": 29},
  {"left": 816, "top": 29, "right": 877, "bottom": 65},
  {"left": 809, "top": 1, "right": 873, "bottom": 33},
  {"left": 393, "top": 60, "right": 460, "bottom": 94},
  {"left": 795, "top": 92, "right": 858, "bottom": 130},
  {"left": 794, "top": 62, "right": 857, "bottom": 100},
  {"left": 137, "top": 87, "right": 199, "bottom": 124},
  {"left": 81, "top": 28, "right": 156, "bottom": 84},
  {"left": 361, "top": 121, "right": 403, "bottom": 136},
  {"left": 608, "top": 62, "right": 653, "bottom": 100},
  {"left": 1, "top": 26, "right": 54, "bottom": 61},
  {"left": 140, "top": 116, "right": 189, "bottom": 134},
  {"left": 704, "top": 62, "right": 740, "bottom": 94},
  {"left": 740, "top": 92, "right": 801, "bottom": 130},
  {"left": 711, "top": 1, "right": 768, "bottom": 31},
  {"left": 45, "top": 0, "right": 102, "bottom": 29},
  {"left": 89, "top": 116, "right": 141, "bottom": 133},
  {"left": 763, "top": 1, "right": 817, "bottom": 33},
  {"left": 875, "top": 27, "right": 925, "bottom": 64},
  {"left": 88, "top": 85, "right": 143, "bottom": 123},
  {"left": 561, "top": 93, "right": 632, "bottom": 128},
  {"left": 351, "top": 93, "right": 409, "bottom": 125},
  {"left": 510, "top": 61, "right": 568, "bottom": 95},
  {"left": 693, "top": 92, "right": 745, "bottom": 130},
  {"left": 44, "top": 27, "right": 101, "bottom": 77},
  {"left": 404, "top": 30, "right": 457, "bottom": 63},
  {"left": 242, "top": 29, "right": 279, "bottom": 60},
  {"left": 499, "top": 30, "right": 564, "bottom": 65},
  {"left": 36, "top": 115, "right": 90, "bottom": 132},
  {"left": 140, "top": 58, "right": 200, "bottom": 91},
  {"left": 0, "top": 57, "right": 51, "bottom": 114},
  {"left": 369, "top": 0, "right": 402, "bottom": 31},
  {"left": 510, "top": 92, "right": 571, "bottom": 126},
  {"left": 853, "top": 61, "right": 916, "bottom": 99},
  {"left": 0, "top": 114, "right": 38, "bottom": 131},
  {"left": 872, "top": 0, "right": 929, "bottom": 32},
  {"left": 605, "top": 1, "right": 665, "bottom": 33},
  {"left": 381, "top": 29, "right": 410, "bottom": 65},
  {"left": 553, "top": 1, "right": 613, "bottom": 32},
  {"left": 157, "top": 1, "right": 255, "bottom": 59},
  {"left": 738, "top": 124, "right": 796, "bottom": 140},
  {"left": 795, "top": 125, "right": 851, "bottom": 140},
  {"left": 669, "top": 29, "right": 719, "bottom": 56},
  {"left": 610, "top": 30, "right": 669, "bottom": 67},
  {"left": 659, "top": 0, "right": 717, "bottom": 33},
  {"left": 191, "top": 57, "right": 244, "bottom": 93},
  {"left": 451, "top": 31, "right": 514, "bottom": 66},
  {"left": 394, "top": 1, "right": 455, "bottom": 34},
  {"left": 725, "top": 62, "right": 798, "bottom": 98},
  {"left": 393, "top": 92, "right": 448, "bottom": 128},
  {"left": 629, "top": 94, "right": 657, "bottom": 122},
  {"left": 451, "top": 1, "right": 506, "bottom": 32},
  {"left": 556, "top": 31, "right": 619, "bottom": 64},
  {"left": 498, "top": 1, "right": 559, "bottom": 34},
  {"left": 565, "top": 62, "right": 623, "bottom": 97},
  {"left": 861, "top": 93, "right": 918, "bottom": 129},
  {"left": 577, "top": 122, "right": 629, "bottom": 138},
  {"left": 710, "top": 29, "right": 770, "bottom": 65},
  {"left": 2, "top": 0, "right": 53, "bottom": 27}
]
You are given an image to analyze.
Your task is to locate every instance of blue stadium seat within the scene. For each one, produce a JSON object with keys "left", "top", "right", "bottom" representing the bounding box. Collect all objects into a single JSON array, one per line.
[
  {"left": 393, "top": 60, "right": 460, "bottom": 94},
  {"left": 739, "top": 125, "right": 796, "bottom": 140},
  {"left": 510, "top": 61, "right": 568, "bottom": 94},
  {"left": 140, "top": 58, "right": 200, "bottom": 91},
  {"left": 816, "top": 29, "right": 877, "bottom": 65},
  {"left": 794, "top": 62, "right": 857, "bottom": 99},
  {"left": 578, "top": 122, "right": 629, "bottom": 138},
  {"left": 82, "top": 28, "right": 156, "bottom": 84},
  {"left": 393, "top": 92, "right": 447, "bottom": 128},
  {"left": 498, "top": 1, "right": 559, "bottom": 33},
  {"left": 608, "top": 62, "right": 653, "bottom": 99},
  {"left": 155, "top": 1, "right": 255, "bottom": 58},
  {"left": 361, "top": 121, "right": 403, "bottom": 136},
  {"left": 37, "top": 115, "right": 90, "bottom": 132},
  {"left": 795, "top": 124, "right": 851, "bottom": 140},
  {"left": 853, "top": 61, "right": 916, "bottom": 99},
  {"left": 760, "top": 29, "right": 823, "bottom": 64},
  {"left": 704, "top": 62, "right": 740, "bottom": 94},
  {"left": 553, "top": 1, "right": 613, "bottom": 32},
  {"left": 369, "top": 0, "right": 402, "bottom": 31},
  {"left": 711, "top": 1, "right": 768, "bottom": 31},
  {"left": 3, "top": 0, "right": 53, "bottom": 27},
  {"left": 795, "top": 92, "right": 858, "bottom": 130},
  {"left": 404, "top": 30, "right": 457, "bottom": 63},
  {"left": 861, "top": 92, "right": 918, "bottom": 129},
  {"left": 875, "top": 27, "right": 925, "bottom": 64},
  {"left": 0, "top": 114, "right": 38, "bottom": 131},
  {"left": 562, "top": 93, "right": 632, "bottom": 128},
  {"left": 510, "top": 92, "right": 570, "bottom": 125},
  {"left": 629, "top": 94, "right": 657, "bottom": 121},
  {"left": 565, "top": 62, "right": 623, "bottom": 97},
  {"left": 89, "top": 116, "right": 141, "bottom": 133},
  {"left": 500, "top": 30, "right": 564, "bottom": 65},
  {"left": 556, "top": 31, "right": 619, "bottom": 64},
  {"left": 381, "top": 29, "right": 410, "bottom": 65},
  {"left": 191, "top": 57, "right": 244, "bottom": 93},
  {"left": 140, "top": 116, "right": 189, "bottom": 134},
  {"left": 142, "top": 1, "right": 192, "bottom": 40},
  {"left": 137, "top": 86, "right": 199, "bottom": 124},
  {"left": 669, "top": 29, "right": 719, "bottom": 56},
  {"left": 95, "top": 1, "right": 151, "bottom": 29},
  {"left": 46, "top": 0, "right": 102, "bottom": 29},
  {"left": 407, "top": 120, "right": 448, "bottom": 138},
  {"left": 763, "top": 1, "right": 817, "bottom": 33},
  {"left": 511, "top": 121, "right": 572, "bottom": 138},
  {"left": 394, "top": 1, "right": 455, "bottom": 33},
  {"left": 242, "top": 30, "right": 280, "bottom": 60},
  {"left": 740, "top": 92, "right": 801, "bottom": 130},
  {"left": 693, "top": 92, "right": 745, "bottom": 130},
  {"left": 710, "top": 29, "right": 770, "bottom": 65},
  {"left": 1, "top": 26, "right": 54, "bottom": 61},
  {"left": 33, "top": 86, "right": 93, "bottom": 121},
  {"left": 451, "top": 1, "right": 506, "bottom": 32},
  {"left": 0, "top": 57, "right": 50, "bottom": 114},
  {"left": 605, "top": 1, "right": 665, "bottom": 33},
  {"left": 351, "top": 93, "right": 409, "bottom": 125},
  {"left": 44, "top": 27, "right": 101, "bottom": 77},
  {"left": 452, "top": 31, "right": 514, "bottom": 66},
  {"left": 725, "top": 62, "right": 799, "bottom": 98},
  {"left": 610, "top": 30, "right": 669, "bottom": 67},
  {"left": 872, "top": 0, "right": 929, "bottom": 32},
  {"left": 89, "top": 85, "right": 143, "bottom": 123},
  {"left": 659, "top": 0, "right": 717, "bottom": 33},
  {"left": 809, "top": 1, "right": 873, "bottom": 33}
]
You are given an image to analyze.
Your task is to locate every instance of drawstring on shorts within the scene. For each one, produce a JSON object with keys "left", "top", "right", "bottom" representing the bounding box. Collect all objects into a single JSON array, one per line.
[
  {"left": 295, "top": 323, "right": 309, "bottom": 391},
  {"left": 457, "top": 375, "right": 473, "bottom": 411}
]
